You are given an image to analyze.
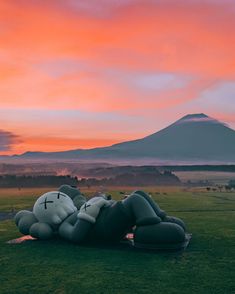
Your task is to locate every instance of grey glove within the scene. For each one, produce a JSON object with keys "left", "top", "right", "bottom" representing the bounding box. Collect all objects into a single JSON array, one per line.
[{"left": 78, "top": 197, "right": 110, "bottom": 223}]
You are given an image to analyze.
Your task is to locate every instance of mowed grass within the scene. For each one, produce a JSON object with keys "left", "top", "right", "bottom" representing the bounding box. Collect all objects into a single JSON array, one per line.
[{"left": 0, "top": 187, "right": 235, "bottom": 294}]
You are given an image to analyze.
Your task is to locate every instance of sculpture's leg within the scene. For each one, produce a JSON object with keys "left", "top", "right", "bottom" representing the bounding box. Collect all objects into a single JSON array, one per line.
[
  {"left": 131, "top": 190, "right": 166, "bottom": 218},
  {"left": 134, "top": 222, "right": 186, "bottom": 248},
  {"left": 162, "top": 215, "right": 186, "bottom": 231},
  {"left": 133, "top": 190, "right": 186, "bottom": 231},
  {"left": 123, "top": 192, "right": 186, "bottom": 248},
  {"left": 122, "top": 193, "right": 162, "bottom": 226}
]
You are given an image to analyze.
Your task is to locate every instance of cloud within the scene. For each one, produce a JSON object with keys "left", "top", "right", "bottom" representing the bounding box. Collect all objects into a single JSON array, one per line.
[
  {"left": 128, "top": 73, "right": 191, "bottom": 91},
  {"left": 178, "top": 81, "right": 235, "bottom": 118},
  {"left": 0, "top": 130, "right": 20, "bottom": 152},
  {"left": 13, "top": 136, "right": 123, "bottom": 154},
  {"left": 0, "top": 1, "right": 234, "bottom": 115},
  {"left": 198, "top": 82, "right": 235, "bottom": 109},
  {"left": 0, "top": 0, "right": 235, "bottom": 153}
]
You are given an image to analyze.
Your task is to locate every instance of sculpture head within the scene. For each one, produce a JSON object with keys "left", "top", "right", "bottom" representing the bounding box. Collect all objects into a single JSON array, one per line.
[{"left": 33, "top": 191, "right": 77, "bottom": 225}]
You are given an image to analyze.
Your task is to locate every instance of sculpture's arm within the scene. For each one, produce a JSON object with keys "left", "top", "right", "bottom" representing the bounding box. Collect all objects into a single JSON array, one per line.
[
  {"left": 58, "top": 213, "right": 93, "bottom": 243},
  {"left": 59, "top": 196, "right": 110, "bottom": 243}
]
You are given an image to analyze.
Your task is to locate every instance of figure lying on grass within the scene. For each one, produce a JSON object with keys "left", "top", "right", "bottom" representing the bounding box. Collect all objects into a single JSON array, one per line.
[{"left": 14, "top": 185, "right": 188, "bottom": 250}]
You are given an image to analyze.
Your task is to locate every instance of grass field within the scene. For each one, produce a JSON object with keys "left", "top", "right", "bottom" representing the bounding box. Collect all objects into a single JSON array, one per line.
[
  {"left": 0, "top": 187, "right": 235, "bottom": 294},
  {"left": 175, "top": 171, "right": 235, "bottom": 185}
]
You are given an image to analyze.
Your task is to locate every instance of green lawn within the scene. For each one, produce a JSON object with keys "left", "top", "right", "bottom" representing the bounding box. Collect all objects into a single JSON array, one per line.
[{"left": 0, "top": 187, "right": 235, "bottom": 294}]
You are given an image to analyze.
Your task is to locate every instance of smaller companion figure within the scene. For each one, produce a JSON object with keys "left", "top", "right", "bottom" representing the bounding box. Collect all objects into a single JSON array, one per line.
[{"left": 15, "top": 185, "right": 188, "bottom": 250}]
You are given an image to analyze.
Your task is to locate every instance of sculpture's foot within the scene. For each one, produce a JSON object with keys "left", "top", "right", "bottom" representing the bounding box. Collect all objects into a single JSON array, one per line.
[
  {"left": 136, "top": 215, "right": 161, "bottom": 226},
  {"left": 59, "top": 185, "right": 86, "bottom": 209},
  {"left": 134, "top": 222, "right": 186, "bottom": 250},
  {"left": 162, "top": 216, "right": 186, "bottom": 231},
  {"left": 58, "top": 185, "right": 81, "bottom": 199}
]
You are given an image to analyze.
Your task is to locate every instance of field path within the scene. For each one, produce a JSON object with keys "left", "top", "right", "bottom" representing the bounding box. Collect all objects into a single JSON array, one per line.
[{"left": 0, "top": 212, "right": 16, "bottom": 221}]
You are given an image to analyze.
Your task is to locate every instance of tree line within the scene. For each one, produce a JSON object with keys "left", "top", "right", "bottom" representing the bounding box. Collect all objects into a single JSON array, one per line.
[
  {"left": 0, "top": 175, "right": 78, "bottom": 188},
  {"left": 0, "top": 170, "right": 181, "bottom": 188}
]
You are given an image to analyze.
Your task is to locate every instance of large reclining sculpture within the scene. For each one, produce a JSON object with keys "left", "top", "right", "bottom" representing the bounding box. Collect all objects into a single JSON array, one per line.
[{"left": 15, "top": 185, "right": 187, "bottom": 250}]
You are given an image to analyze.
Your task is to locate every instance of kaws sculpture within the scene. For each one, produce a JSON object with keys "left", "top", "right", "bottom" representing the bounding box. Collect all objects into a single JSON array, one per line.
[{"left": 14, "top": 185, "right": 189, "bottom": 250}]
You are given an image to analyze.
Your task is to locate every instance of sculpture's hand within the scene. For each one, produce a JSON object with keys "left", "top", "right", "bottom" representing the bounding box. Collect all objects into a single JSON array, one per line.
[
  {"left": 58, "top": 213, "right": 93, "bottom": 243},
  {"left": 49, "top": 203, "right": 76, "bottom": 225},
  {"left": 77, "top": 197, "right": 110, "bottom": 223}
]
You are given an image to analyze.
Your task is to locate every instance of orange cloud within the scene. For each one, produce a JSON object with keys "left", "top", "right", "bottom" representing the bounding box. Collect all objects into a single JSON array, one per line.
[
  {"left": 0, "top": 1, "right": 235, "bottom": 109},
  {"left": 0, "top": 136, "right": 122, "bottom": 155},
  {"left": 0, "top": 1, "right": 235, "bottom": 154}
]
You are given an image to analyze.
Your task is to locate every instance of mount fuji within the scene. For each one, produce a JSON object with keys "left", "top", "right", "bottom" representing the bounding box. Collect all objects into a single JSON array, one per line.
[{"left": 12, "top": 113, "right": 235, "bottom": 164}]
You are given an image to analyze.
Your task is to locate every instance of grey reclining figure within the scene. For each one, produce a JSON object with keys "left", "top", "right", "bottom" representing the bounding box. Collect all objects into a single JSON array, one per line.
[{"left": 15, "top": 185, "right": 187, "bottom": 250}]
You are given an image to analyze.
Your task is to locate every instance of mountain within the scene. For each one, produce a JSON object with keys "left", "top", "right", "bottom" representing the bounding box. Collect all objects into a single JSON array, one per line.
[{"left": 9, "top": 113, "right": 235, "bottom": 164}]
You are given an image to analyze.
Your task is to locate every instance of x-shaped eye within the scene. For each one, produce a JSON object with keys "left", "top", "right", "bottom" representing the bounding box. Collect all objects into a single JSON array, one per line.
[
  {"left": 57, "top": 192, "right": 67, "bottom": 199},
  {"left": 40, "top": 197, "right": 54, "bottom": 209},
  {"left": 84, "top": 203, "right": 91, "bottom": 211}
]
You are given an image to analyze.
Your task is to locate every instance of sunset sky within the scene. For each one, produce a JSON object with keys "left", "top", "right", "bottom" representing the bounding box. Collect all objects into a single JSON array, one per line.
[{"left": 0, "top": 0, "right": 235, "bottom": 155}]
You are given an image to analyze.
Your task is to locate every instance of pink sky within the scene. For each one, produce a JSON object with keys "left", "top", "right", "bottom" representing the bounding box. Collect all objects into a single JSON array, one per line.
[{"left": 0, "top": 0, "right": 235, "bottom": 154}]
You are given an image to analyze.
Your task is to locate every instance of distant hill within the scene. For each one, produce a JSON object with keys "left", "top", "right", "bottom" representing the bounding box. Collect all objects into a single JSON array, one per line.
[{"left": 4, "top": 113, "right": 235, "bottom": 164}]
